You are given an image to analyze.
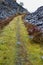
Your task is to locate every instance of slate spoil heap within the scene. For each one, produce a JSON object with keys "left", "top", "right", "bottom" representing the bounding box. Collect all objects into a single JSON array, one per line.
[{"left": 24, "top": 6, "right": 43, "bottom": 43}]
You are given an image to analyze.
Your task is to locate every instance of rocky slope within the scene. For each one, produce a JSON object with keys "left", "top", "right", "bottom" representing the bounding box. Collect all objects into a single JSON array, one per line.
[
  {"left": 0, "top": 0, "right": 27, "bottom": 28},
  {"left": 0, "top": 0, "right": 43, "bottom": 43},
  {"left": 24, "top": 6, "right": 43, "bottom": 43},
  {"left": 0, "top": 0, "right": 27, "bottom": 19}
]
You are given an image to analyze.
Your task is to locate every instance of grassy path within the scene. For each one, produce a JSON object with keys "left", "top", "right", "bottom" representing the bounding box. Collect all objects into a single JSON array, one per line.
[
  {"left": 0, "top": 15, "right": 43, "bottom": 65},
  {"left": 14, "top": 16, "right": 32, "bottom": 65},
  {"left": 0, "top": 15, "right": 32, "bottom": 65}
]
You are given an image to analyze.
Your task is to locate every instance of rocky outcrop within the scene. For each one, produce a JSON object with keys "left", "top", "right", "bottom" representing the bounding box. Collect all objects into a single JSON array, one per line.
[
  {"left": 0, "top": 0, "right": 27, "bottom": 28},
  {"left": 0, "top": 0, "right": 16, "bottom": 2},
  {"left": 0, "top": 0, "right": 27, "bottom": 19},
  {"left": 24, "top": 6, "right": 43, "bottom": 43}
]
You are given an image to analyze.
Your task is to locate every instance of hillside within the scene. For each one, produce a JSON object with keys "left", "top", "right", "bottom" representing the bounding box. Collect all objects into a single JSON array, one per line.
[
  {"left": 0, "top": 0, "right": 27, "bottom": 28},
  {"left": 24, "top": 6, "right": 43, "bottom": 43},
  {"left": 0, "top": 15, "right": 43, "bottom": 65},
  {"left": 0, "top": 0, "right": 43, "bottom": 65},
  {"left": 0, "top": 0, "right": 27, "bottom": 19}
]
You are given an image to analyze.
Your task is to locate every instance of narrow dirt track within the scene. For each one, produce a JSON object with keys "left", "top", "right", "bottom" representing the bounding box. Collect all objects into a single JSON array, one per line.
[{"left": 14, "top": 16, "right": 32, "bottom": 65}]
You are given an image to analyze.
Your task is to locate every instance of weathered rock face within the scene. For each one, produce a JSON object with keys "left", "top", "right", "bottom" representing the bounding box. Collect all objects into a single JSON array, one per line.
[{"left": 24, "top": 6, "right": 43, "bottom": 43}]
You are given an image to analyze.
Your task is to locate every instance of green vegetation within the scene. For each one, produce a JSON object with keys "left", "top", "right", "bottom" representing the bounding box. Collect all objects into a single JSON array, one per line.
[
  {"left": 0, "top": 15, "right": 43, "bottom": 65},
  {"left": 0, "top": 18, "right": 17, "bottom": 65}
]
